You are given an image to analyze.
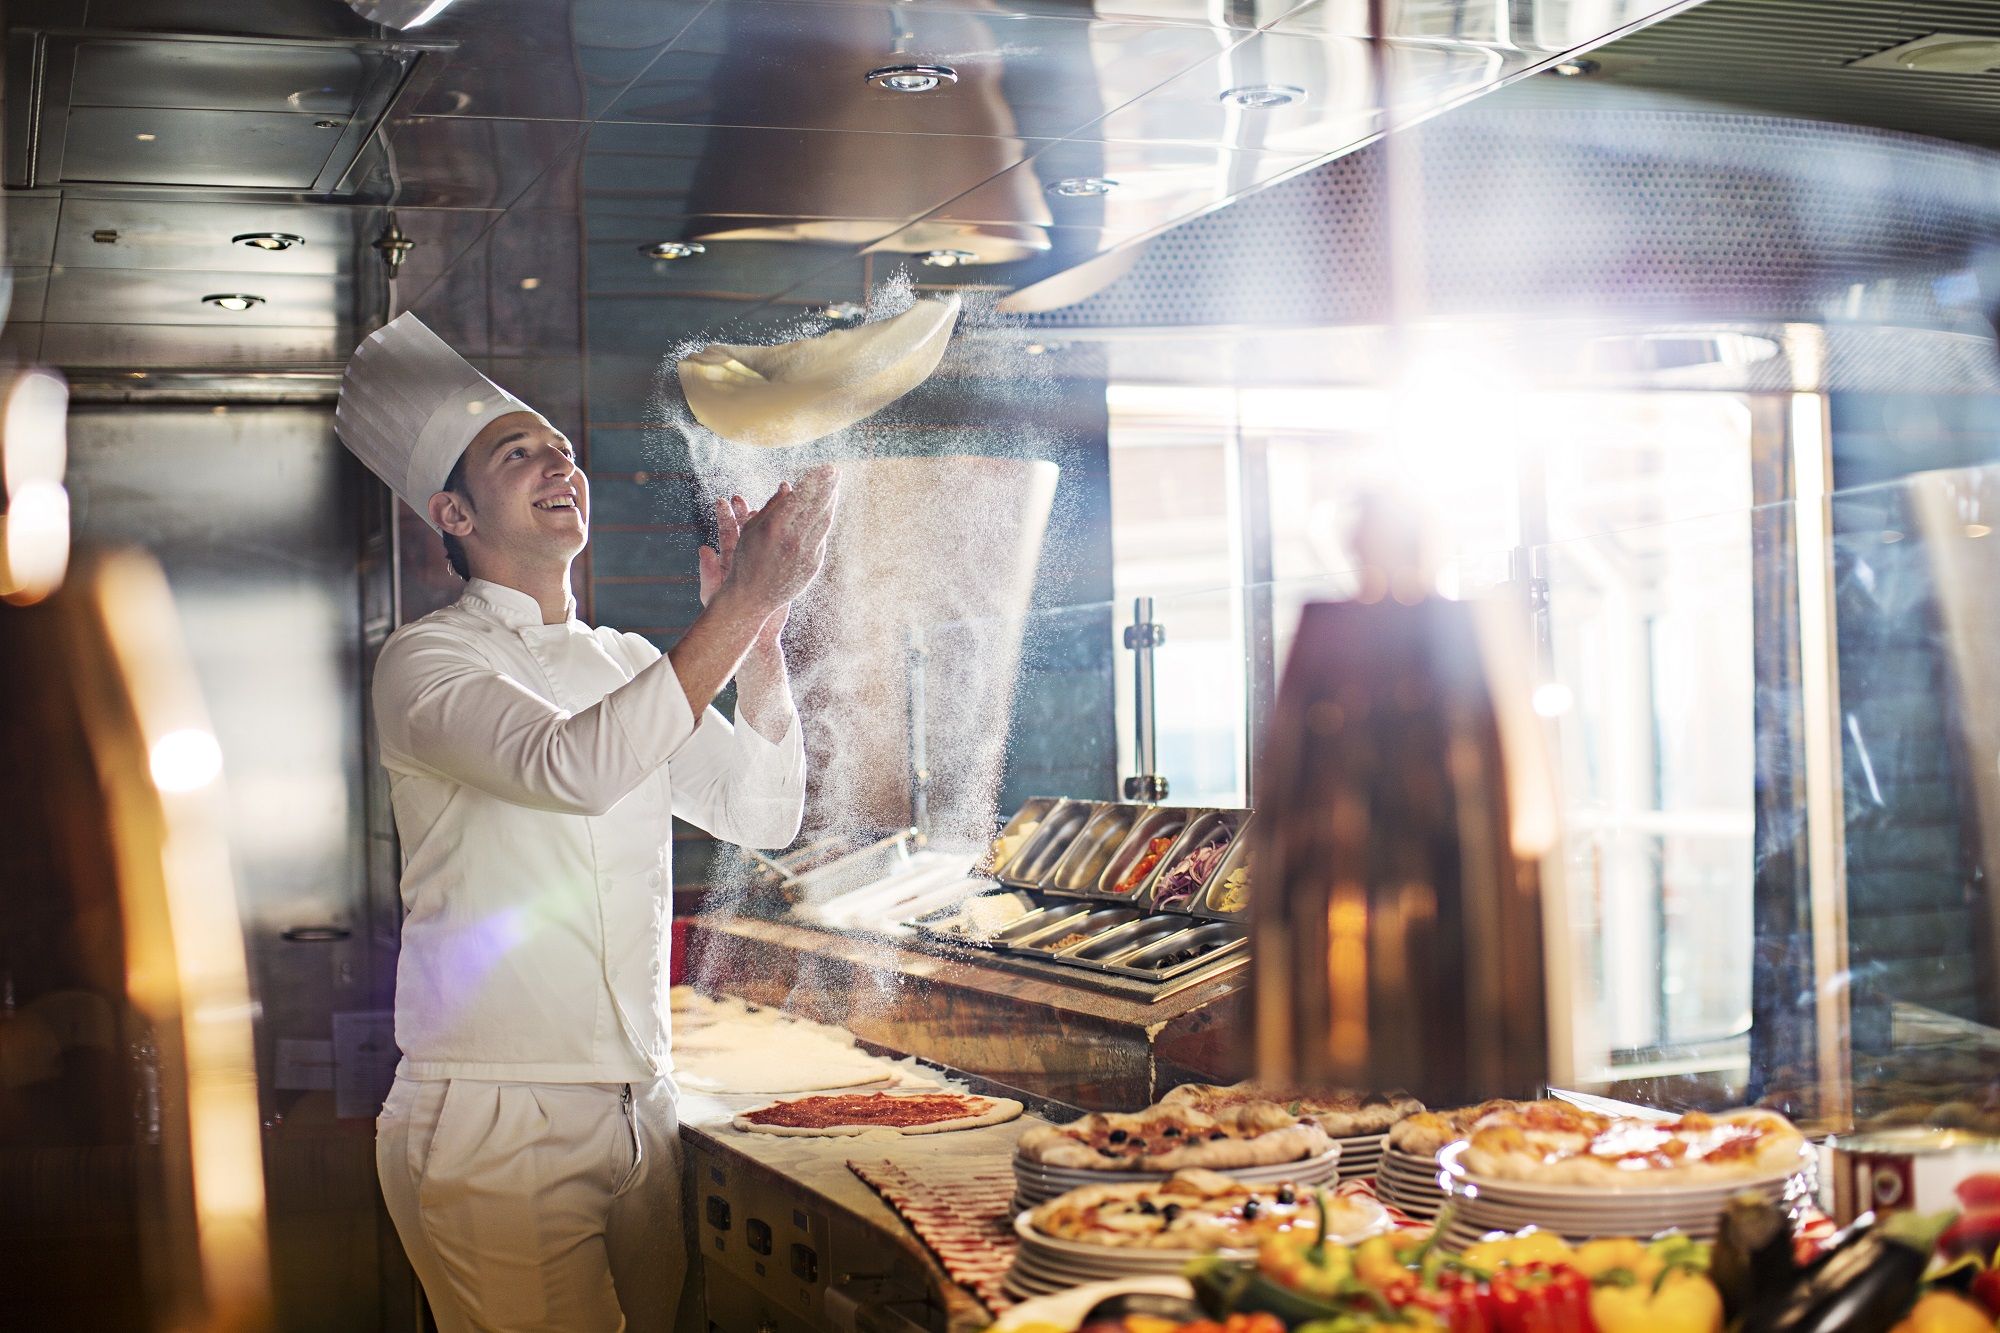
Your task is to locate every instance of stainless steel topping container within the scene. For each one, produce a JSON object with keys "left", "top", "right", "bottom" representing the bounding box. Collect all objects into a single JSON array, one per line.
[
  {"left": 1104, "top": 922, "right": 1248, "bottom": 979},
  {"left": 1200, "top": 826, "right": 1255, "bottom": 922},
  {"left": 1047, "top": 805, "right": 1143, "bottom": 896},
  {"left": 907, "top": 888, "right": 1041, "bottom": 945},
  {"left": 1064, "top": 914, "right": 1193, "bottom": 964},
  {"left": 982, "top": 797, "right": 1056, "bottom": 880},
  {"left": 990, "top": 902, "right": 1096, "bottom": 949},
  {"left": 1001, "top": 798, "right": 1096, "bottom": 889},
  {"left": 1147, "top": 809, "right": 1249, "bottom": 914},
  {"left": 1023, "top": 907, "right": 1143, "bottom": 954},
  {"left": 1096, "top": 807, "right": 1195, "bottom": 900}
]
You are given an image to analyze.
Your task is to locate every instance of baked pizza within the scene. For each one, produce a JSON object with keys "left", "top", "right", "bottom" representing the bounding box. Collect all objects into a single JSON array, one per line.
[
  {"left": 1389, "top": 1099, "right": 1546, "bottom": 1157},
  {"left": 1460, "top": 1105, "right": 1808, "bottom": 1186},
  {"left": 1162, "top": 1081, "right": 1425, "bottom": 1137},
  {"left": 732, "top": 1091, "right": 1022, "bottom": 1137},
  {"left": 1015, "top": 1101, "right": 1330, "bottom": 1172},
  {"left": 1027, "top": 1168, "right": 1384, "bottom": 1251}
]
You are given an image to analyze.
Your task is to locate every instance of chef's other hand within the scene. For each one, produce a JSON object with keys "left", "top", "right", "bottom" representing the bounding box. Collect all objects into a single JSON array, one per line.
[
  {"left": 699, "top": 492, "right": 791, "bottom": 646},
  {"left": 722, "top": 464, "right": 838, "bottom": 619}
]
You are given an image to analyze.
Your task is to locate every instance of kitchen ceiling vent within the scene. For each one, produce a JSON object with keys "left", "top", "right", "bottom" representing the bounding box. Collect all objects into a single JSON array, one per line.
[{"left": 4, "top": 31, "right": 421, "bottom": 192}]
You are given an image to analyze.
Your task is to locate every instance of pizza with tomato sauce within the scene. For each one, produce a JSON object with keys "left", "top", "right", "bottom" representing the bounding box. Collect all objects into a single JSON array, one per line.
[
  {"left": 732, "top": 1091, "right": 1023, "bottom": 1137},
  {"left": 1015, "top": 1101, "right": 1331, "bottom": 1172},
  {"left": 1461, "top": 1105, "right": 1808, "bottom": 1185},
  {"left": 1028, "top": 1168, "right": 1387, "bottom": 1251}
]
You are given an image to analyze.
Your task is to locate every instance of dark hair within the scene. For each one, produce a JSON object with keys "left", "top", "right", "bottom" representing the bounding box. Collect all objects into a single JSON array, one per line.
[{"left": 440, "top": 450, "right": 472, "bottom": 580}]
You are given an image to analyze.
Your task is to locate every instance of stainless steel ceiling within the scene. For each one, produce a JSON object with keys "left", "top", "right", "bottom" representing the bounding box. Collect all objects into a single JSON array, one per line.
[{"left": 0, "top": 0, "right": 1705, "bottom": 375}]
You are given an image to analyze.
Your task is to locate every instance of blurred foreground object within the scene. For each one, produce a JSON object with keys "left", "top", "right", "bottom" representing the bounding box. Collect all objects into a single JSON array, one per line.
[
  {"left": 0, "top": 549, "right": 270, "bottom": 1330},
  {"left": 1252, "top": 583, "right": 1564, "bottom": 1106},
  {"left": 0, "top": 366, "right": 70, "bottom": 606}
]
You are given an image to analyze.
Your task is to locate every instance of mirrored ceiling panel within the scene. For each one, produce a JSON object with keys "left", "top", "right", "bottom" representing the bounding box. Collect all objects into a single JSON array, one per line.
[
  {"left": 345, "top": 116, "right": 584, "bottom": 208},
  {"left": 52, "top": 200, "right": 369, "bottom": 274},
  {"left": 1081, "top": 32, "right": 1512, "bottom": 148},
  {"left": 599, "top": 0, "right": 1241, "bottom": 142},
  {"left": 585, "top": 120, "right": 1045, "bottom": 229},
  {"left": 585, "top": 213, "right": 910, "bottom": 295},
  {"left": 403, "top": 0, "right": 710, "bottom": 120},
  {"left": 1267, "top": 0, "right": 1702, "bottom": 43},
  {"left": 43, "top": 267, "right": 351, "bottom": 326},
  {"left": 926, "top": 138, "right": 1318, "bottom": 241}
]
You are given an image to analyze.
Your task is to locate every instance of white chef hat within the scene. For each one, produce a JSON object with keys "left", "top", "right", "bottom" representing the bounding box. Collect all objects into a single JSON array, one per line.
[{"left": 334, "top": 312, "right": 547, "bottom": 531}]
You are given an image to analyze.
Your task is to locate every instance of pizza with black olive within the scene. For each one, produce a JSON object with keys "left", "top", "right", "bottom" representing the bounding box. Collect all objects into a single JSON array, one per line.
[
  {"left": 1026, "top": 1168, "right": 1384, "bottom": 1251},
  {"left": 1014, "top": 1101, "right": 1330, "bottom": 1171}
]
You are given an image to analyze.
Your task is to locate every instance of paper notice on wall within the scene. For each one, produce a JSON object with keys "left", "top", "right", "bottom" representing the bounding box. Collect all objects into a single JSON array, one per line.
[
  {"left": 275, "top": 1038, "right": 336, "bottom": 1091},
  {"left": 332, "top": 1010, "right": 399, "bottom": 1120}
]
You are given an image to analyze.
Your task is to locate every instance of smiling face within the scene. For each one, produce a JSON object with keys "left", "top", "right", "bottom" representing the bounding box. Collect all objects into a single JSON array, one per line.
[{"left": 432, "top": 411, "right": 589, "bottom": 575}]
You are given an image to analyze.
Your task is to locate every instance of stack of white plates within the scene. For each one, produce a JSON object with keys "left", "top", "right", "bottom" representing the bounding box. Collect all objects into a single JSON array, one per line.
[
  {"left": 1012, "top": 1145, "right": 1342, "bottom": 1208},
  {"left": 1436, "top": 1143, "right": 1816, "bottom": 1249},
  {"left": 1375, "top": 1147, "right": 1448, "bottom": 1220},
  {"left": 1005, "top": 1213, "right": 1226, "bottom": 1299},
  {"left": 1334, "top": 1132, "right": 1388, "bottom": 1181},
  {"left": 1005, "top": 1196, "right": 1389, "bottom": 1300}
]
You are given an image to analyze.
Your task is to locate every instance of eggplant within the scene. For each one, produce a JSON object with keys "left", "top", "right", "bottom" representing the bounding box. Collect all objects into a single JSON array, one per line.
[
  {"left": 1729, "top": 1209, "right": 1954, "bottom": 1333},
  {"left": 1712, "top": 1192, "right": 1798, "bottom": 1319}
]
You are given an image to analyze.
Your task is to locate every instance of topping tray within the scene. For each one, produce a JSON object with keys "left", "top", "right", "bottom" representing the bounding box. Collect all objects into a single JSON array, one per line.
[
  {"left": 981, "top": 797, "right": 1056, "bottom": 880},
  {"left": 1200, "top": 830, "right": 1253, "bottom": 921},
  {"left": 1096, "top": 808, "right": 1194, "bottom": 901},
  {"left": 1045, "top": 805, "right": 1143, "bottom": 897},
  {"left": 1147, "top": 811, "right": 1247, "bottom": 914},
  {"left": 1098, "top": 922, "right": 1248, "bottom": 980},
  {"left": 988, "top": 903, "right": 1096, "bottom": 948},
  {"left": 1001, "top": 799, "right": 1096, "bottom": 890},
  {"left": 906, "top": 888, "right": 1042, "bottom": 946},
  {"left": 1062, "top": 915, "right": 1192, "bottom": 964},
  {"left": 1018, "top": 907, "right": 1143, "bottom": 955}
]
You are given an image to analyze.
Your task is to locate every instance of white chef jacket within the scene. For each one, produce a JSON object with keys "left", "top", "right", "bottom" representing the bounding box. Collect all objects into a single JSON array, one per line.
[{"left": 372, "top": 577, "right": 805, "bottom": 1083}]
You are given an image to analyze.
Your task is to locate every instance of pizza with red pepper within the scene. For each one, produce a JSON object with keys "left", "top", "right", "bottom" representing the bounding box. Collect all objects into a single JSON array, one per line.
[
  {"left": 1016, "top": 1101, "right": 1331, "bottom": 1171},
  {"left": 1389, "top": 1099, "right": 1548, "bottom": 1156},
  {"left": 1162, "top": 1081, "right": 1426, "bottom": 1138},
  {"left": 1027, "top": 1167, "right": 1384, "bottom": 1251},
  {"left": 732, "top": 1090, "right": 1022, "bottom": 1137},
  {"left": 1461, "top": 1105, "right": 1808, "bottom": 1185}
]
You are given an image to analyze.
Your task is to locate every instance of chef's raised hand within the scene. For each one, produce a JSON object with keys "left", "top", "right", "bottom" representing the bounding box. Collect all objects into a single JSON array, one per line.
[
  {"left": 700, "top": 493, "right": 788, "bottom": 646},
  {"left": 721, "top": 464, "right": 839, "bottom": 620}
]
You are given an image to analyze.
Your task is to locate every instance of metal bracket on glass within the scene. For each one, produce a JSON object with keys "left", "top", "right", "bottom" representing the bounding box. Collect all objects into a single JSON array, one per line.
[
  {"left": 1122, "top": 596, "right": 1169, "bottom": 804},
  {"left": 906, "top": 626, "right": 930, "bottom": 839}
]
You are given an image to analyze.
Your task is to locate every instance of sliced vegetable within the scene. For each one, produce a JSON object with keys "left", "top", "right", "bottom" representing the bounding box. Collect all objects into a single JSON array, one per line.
[
  {"left": 1712, "top": 1193, "right": 1797, "bottom": 1320},
  {"left": 1733, "top": 1209, "right": 1957, "bottom": 1333}
]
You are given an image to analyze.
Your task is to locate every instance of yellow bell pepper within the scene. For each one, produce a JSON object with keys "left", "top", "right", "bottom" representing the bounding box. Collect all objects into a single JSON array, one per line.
[
  {"left": 1573, "top": 1238, "right": 1659, "bottom": 1283},
  {"left": 1889, "top": 1291, "right": 1995, "bottom": 1333},
  {"left": 1588, "top": 1268, "right": 1723, "bottom": 1333},
  {"left": 1462, "top": 1230, "right": 1577, "bottom": 1272}
]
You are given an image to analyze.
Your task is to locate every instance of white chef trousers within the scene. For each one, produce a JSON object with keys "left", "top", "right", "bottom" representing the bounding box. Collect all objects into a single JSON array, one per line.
[{"left": 376, "top": 1075, "right": 690, "bottom": 1333}]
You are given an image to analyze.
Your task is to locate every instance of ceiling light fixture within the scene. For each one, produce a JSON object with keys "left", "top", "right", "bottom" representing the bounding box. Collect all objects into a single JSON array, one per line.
[
  {"left": 866, "top": 63, "right": 958, "bottom": 93},
  {"left": 919, "top": 249, "right": 978, "bottom": 268},
  {"left": 343, "top": 0, "right": 459, "bottom": 30},
  {"left": 1851, "top": 33, "right": 2000, "bottom": 74},
  {"left": 519, "top": 277, "right": 541, "bottom": 290},
  {"left": 822, "top": 303, "right": 866, "bottom": 325},
  {"left": 639, "top": 241, "right": 705, "bottom": 260},
  {"left": 1218, "top": 84, "right": 1305, "bottom": 109},
  {"left": 1547, "top": 58, "right": 1600, "bottom": 77},
  {"left": 232, "top": 232, "right": 305, "bottom": 252},
  {"left": 201, "top": 294, "right": 266, "bottom": 312},
  {"left": 135, "top": 133, "right": 157, "bottom": 142},
  {"left": 1049, "top": 176, "right": 1118, "bottom": 198}
]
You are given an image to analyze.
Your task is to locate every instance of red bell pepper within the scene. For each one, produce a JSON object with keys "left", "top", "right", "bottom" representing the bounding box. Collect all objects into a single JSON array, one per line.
[{"left": 1486, "top": 1263, "right": 1598, "bottom": 1333}]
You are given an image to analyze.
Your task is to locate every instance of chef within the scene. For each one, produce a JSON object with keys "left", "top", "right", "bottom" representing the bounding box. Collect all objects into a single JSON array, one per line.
[{"left": 334, "top": 301, "right": 954, "bottom": 1332}]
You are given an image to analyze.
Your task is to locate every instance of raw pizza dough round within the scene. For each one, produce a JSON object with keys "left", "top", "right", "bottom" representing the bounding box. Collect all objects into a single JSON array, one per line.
[{"left": 732, "top": 1091, "right": 1023, "bottom": 1137}]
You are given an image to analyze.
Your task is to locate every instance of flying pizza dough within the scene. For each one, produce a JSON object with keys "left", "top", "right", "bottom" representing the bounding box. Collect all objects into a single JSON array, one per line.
[{"left": 676, "top": 294, "right": 961, "bottom": 448}]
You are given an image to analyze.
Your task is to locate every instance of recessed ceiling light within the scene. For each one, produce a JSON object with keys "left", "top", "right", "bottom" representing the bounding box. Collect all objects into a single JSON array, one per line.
[
  {"left": 519, "top": 276, "right": 541, "bottom": 290},
  {"left": 134, "top": 133, "right": 156, "bottom": 142},
  {"left": 919, "top": 249, "right": 979, "bottom": 268},
  {"left": 1218, "top": 84, "right": 1305, "bottom": 109},
  {"left": 1851, "top": 33, "right": 2000, "bottom": 74},
  {"left": 202, "top": 293, "right": 265, "bottom": 311},
  {"left": 1023, "top": 340, "right": 1068, "bottom": 355},
  {"left": 866, "top": 64, "right": 958, "bottom": 93},
  {"left": 1049, "top": 176, "right": 1118, "bottom": 198},
  {"left": 1969, "top": 523, "right": 1993, "bottom": 538},
  {"left": 639, "top": 241, "right": 705, "bottom": 260},
  {"left": 822, "top": 302, "right": 866, "bottom": 324},
  {"left": 233, "top": 231, "right": 306, "bottom": 252},
  {"left": 1547, "top": 58, "right": 1600, "bottom": 77}
]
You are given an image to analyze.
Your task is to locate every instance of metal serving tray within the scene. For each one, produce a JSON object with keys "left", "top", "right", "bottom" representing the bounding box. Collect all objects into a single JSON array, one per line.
[
  {"left": 1098, "top": 922, "right": 1249, "bottom": 980},
  {"left": 1000, "top": 799, "right": 1095, "bottom": 890},
  {"left": 1199, "top": 827, "right": 1254, "bottom": 922},
  {"left": 1149, "top": 810, "right": 1250, "bottom": 915},
  {"left": 1095, "top": 808, "right": 1195, "bottom": 902},
  {"left": 906, "top": 888, "right": 1042, "bottom": 947},
  {"left": 1061, "top": 914, "right": 1192, "bottom": 965},
  {"left": 980, "top": 798, "right": 1056, "bottom": 880},
  {"left": 988, "top": 902, "right": 1096, "bottom": 949},
  {"left": 1045, "top": 805, "right": 1143, "bottom": 897},
  {"left": 1018, "top": 907, "right": 1144, "bottom": 956}
]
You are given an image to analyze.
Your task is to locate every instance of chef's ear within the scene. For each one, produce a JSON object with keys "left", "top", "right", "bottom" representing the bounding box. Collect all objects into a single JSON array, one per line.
[{"left": 430, "top": 489, "right": 475, "bottom": 537}]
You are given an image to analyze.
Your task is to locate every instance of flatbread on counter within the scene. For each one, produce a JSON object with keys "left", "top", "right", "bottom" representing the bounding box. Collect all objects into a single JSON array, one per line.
[
  {"left": 1162, "top": 1081, "right": 1425, "bottom": 1137},
  {"left": 1015, "top": 1101, "right": 1330, "bottom": 1172},
  {"left": 733, "top": 1091, "right": 1022, "bottom": 1137}
]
